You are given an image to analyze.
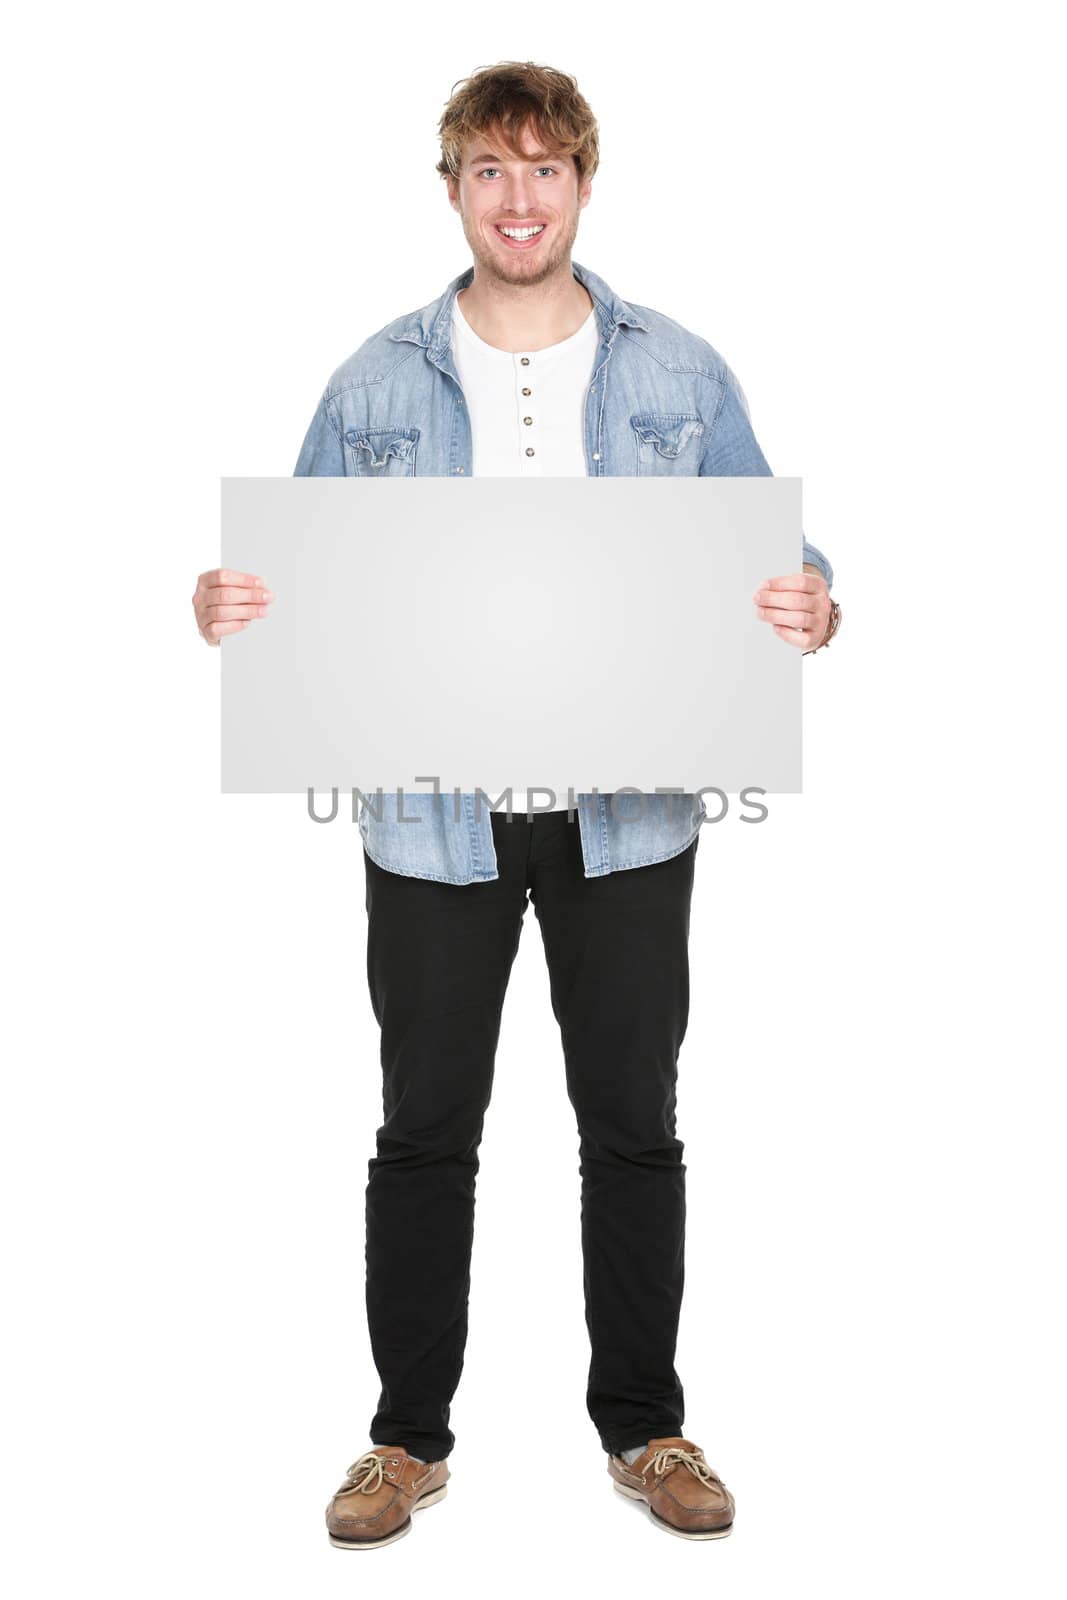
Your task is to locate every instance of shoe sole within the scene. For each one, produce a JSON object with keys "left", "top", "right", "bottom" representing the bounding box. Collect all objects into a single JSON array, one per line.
[
  {"left": 328, "top": 1484, "right": 448, "bottom": 1550},
  {"left": 613, "top": 1480, "right": 733, "bottom": 1540}
]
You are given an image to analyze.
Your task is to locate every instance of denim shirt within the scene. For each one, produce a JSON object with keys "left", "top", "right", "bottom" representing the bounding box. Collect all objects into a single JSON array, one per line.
[{"left": 294, "top": 260, "right": 833, "bottom": 885}]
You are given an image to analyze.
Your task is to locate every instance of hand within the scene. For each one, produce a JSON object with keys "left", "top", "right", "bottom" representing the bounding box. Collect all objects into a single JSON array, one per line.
[
  {"left": 752, "top": 571, "right": 830, "bottom": 651},
  {"left": 192, "top": 568, "right": 273, "bottom": 646}
]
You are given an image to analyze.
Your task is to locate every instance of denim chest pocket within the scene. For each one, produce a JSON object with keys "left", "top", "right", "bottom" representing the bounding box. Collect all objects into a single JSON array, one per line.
[
  {"left": 630, "top": 413, "right": 705, "bottom": 475},
  {"left": 344, "top": 426, "right": 419, "bottom": 476}
]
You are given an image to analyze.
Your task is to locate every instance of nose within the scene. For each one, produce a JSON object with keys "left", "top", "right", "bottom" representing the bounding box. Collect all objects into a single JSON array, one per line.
[{"left": 501, "top": 173, "right": 537, "bottom": 214}]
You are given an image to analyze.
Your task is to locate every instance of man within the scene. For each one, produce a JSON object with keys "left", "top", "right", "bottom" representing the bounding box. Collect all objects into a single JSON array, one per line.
[{"left": 192, "top": 61, "right": 839, "bottom": 1549}]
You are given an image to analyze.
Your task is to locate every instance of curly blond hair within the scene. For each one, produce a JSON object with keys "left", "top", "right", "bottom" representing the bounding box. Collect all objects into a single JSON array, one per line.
[{"left": 436, "top": 61, "right": 600, "bottom": 183}]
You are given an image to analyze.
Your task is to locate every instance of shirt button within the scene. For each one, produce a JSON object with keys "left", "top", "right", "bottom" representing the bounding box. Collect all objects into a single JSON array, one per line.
[
  {"left": 525, "top": 447, "right": 535, "bottom": 457},
  {"left": 592, "top": 451, "right": 600, "bottom": 461},
  {"left": 522, "top": 387, "right": 531, "bottom": 396},
  {"left": 523, "top": 416, "right": 533, "bottom": 425},
  {"left": 520, "top": 356, "right": 530, "bottom": 366},
  {"left": 454, "top": 466, "right": 465, "bottom": 473}
]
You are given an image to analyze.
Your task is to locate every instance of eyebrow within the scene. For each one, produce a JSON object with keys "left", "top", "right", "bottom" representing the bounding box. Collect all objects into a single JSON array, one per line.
[{"left": 467, "top": 150, "right": 562, "bottom": 167}]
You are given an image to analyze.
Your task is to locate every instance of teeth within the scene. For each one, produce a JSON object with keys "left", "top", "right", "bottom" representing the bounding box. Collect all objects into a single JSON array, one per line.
[{"left": 498, "top": 225, "right": 545, "bottom": 240}]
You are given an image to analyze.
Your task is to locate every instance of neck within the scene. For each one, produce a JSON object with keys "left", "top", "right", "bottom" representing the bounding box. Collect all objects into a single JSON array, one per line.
[{"left": 456, "top": 259, "right": 593, "bottom": 352}]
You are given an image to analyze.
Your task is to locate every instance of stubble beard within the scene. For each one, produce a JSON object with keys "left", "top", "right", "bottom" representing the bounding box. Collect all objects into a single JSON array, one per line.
[{"left": 464, "top": 208, "right": 581, "bottom": 290}]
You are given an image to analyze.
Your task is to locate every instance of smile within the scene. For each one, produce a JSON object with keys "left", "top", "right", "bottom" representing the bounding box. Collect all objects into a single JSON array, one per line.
[{"left": 494, "top": 223, "right": 547, "bottom": 248}]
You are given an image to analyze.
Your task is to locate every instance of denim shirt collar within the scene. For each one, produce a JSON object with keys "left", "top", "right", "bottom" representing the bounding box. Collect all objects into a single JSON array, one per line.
[{"left": 387, "top": 258, "right": 650, "bottom": 359}]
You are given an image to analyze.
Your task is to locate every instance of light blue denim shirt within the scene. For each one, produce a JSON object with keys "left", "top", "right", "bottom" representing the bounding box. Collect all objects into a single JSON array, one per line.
[{"left": 295, "top": 260, "right": 833, "bottom": 885}]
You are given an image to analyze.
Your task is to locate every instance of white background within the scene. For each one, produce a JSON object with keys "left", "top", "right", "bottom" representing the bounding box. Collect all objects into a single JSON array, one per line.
[{"left": 3, "top": 3, "right": 1063, "bottom": 1596}]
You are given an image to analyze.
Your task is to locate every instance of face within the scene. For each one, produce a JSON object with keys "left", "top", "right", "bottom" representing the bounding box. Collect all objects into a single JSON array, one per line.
[{"left": 446, "top": 119, "right": 592, "bottom": 288}]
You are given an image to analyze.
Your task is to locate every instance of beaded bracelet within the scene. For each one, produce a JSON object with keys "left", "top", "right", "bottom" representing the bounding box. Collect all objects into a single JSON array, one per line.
[{"left": 804, "top": 598, "right": 842, "bottom": 655}]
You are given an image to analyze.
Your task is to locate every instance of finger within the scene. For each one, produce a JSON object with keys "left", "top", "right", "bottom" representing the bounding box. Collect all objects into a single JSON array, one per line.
[
  {"left": 200, "top": 601, "right": 273, "bottom": 623},
  {"left": 201, "top": 619, "right": 250, "bottom": 644},
  {"left": 202, "top": 585, "right": 274, "bottom": 607},
  {"left": 773, "top": 622, "right": 819, "bottom": 648},
  {"left": 757, "top": 604, "right": 821, "bottom": 628},
  {"left": 197, "top": 569, "right": 266, "bottom": 592},
  {"left": 754, "top": 589, "right": 819, "bottom": 615},
  {"left": 753, "top": 573, "right": 823, "bottom": 596}
]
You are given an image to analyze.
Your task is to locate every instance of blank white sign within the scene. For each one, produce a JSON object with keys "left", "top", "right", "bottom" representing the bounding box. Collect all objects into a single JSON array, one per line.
[{"left": 221, "top": 476, "right": 802, "bottom": 795}]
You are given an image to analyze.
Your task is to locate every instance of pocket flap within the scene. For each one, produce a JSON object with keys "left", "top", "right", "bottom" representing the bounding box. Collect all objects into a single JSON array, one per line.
[
  {"left": 629, "top": 413, "right": 705, "bottom": 458},
  {"left": 344, "top": 427, "right": 420, "bottom": 466}
]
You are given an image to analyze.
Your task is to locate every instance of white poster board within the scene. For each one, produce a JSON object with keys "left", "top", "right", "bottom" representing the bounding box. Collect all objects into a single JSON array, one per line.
[{"left": 221, "top": 476, "right": 802, "bottom": 796}]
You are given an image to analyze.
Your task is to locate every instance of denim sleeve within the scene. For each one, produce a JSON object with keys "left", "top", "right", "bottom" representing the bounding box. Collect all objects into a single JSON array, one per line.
[
  {"left": 801, "top": 538, "right": 833, "bottom": 589},
  {"left": 293, "top": 392, "right": 346, "bottom": 477},
  {"left": 701, "top": 363, "right": 834, "bottom": 590}
]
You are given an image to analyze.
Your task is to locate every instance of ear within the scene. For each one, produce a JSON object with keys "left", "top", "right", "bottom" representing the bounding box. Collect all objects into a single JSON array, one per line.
[
  {"left": 445, "top": 173, "right": 460, "bottom": 212},
  {"left": 578, "top": 176, "right": 593, "bottom": 211}
]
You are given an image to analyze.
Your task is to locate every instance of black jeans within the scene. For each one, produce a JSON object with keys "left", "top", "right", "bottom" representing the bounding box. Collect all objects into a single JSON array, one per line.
[{"left": 362, "top": 809, "right": 699, "bottom": 1460}]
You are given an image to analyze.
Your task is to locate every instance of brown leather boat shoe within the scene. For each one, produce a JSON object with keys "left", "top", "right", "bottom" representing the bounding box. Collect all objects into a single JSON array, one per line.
[
  {"left": 608, "top": 1436, "right": 735, "bottom": 1540},
  {"left": 325, "top": 1445, "right": 449, "bottom": 1550}
]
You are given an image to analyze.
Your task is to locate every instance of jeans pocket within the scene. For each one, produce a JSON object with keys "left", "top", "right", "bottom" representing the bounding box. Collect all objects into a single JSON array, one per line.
[
  {"left": 629, "top": 413, "right": 705, "bottom": 475},
  {"left": 344, "top": 426, "right": 420, "bottom": 476}
]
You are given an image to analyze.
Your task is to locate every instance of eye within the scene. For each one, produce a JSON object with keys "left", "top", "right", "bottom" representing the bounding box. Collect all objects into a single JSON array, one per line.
[{"left": 476, "top": 165, "right": 558, "bottom": 179}]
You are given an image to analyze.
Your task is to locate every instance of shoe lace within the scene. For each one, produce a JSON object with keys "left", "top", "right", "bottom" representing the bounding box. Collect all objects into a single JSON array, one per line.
[
  {"left": 648, "top": 1445, "right": 722, "bottom": 1486},
  {"left": 343, "top": 1451, "right": 395, "bottom": 1494}
]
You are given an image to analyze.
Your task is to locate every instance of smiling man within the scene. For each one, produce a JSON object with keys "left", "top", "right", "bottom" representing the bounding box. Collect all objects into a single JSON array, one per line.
[{"left": 192, "top": 60, "right": 839, "bottom": 1550}]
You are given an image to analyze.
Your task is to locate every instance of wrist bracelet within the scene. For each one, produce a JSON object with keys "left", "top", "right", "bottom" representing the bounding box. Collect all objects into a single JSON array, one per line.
[{"left": 804, "top": 598, "right": 841, "bottom": 655}]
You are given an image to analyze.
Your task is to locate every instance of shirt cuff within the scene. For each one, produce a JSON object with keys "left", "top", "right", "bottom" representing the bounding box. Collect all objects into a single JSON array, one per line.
[{"left": 802, "top": 539, "right": 834, "bottom": 590}]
